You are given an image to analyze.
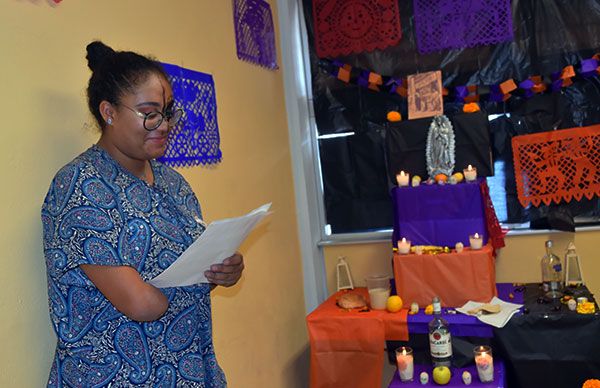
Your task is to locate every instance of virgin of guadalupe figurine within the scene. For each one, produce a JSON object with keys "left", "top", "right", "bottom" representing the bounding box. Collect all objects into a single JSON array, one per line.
[{"left": 426, "top": 115, "right": 455, "bottom": 178}]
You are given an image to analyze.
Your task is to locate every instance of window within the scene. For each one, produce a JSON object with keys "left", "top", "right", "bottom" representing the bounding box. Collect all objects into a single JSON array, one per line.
[{"left": 297, "top": 0, "right": 600, "bottom": 239}]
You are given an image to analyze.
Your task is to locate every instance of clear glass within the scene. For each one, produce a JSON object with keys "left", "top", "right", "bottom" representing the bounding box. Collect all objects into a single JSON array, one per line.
[
  {"left": 395, "top": 346, "right": 414, "bottom": 382},
  {"left": 365, "top": 274, "right": 390, "bottom": 310},
  {"left": 541, "top": 240, "right": 563, "bottom": 298},
  {"left": 473, "top": 345, "right": 494, "bottom": 382}
]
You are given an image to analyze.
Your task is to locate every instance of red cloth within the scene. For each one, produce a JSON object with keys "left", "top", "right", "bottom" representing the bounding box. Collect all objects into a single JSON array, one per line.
[
  {"left": 512, "top": 125, "right": 600, "bottom": 207},
  {"left": 312, "top": 0, "right": 402, "bottom": 58},
  {"left": 306, "top": 288, "right": 408, "bottom": 388},
  {"left": 393, "top": 244, "right": 497, "bottom": 307},
  {"left": 479, "top": 179, "right": 507, "bottom": 251}
]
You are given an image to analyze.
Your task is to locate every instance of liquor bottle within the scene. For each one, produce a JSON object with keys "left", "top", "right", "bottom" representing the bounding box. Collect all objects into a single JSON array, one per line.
[
  {"left": 540, "top": 240, "right": 563, "bottom": 299},
  {"left": 428, "top": 296, "right": 452, "bottom": 367}
]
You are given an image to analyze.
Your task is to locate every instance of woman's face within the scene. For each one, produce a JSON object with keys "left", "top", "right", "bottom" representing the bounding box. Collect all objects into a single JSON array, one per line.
[{"left": 104, "top": 73, "right": 174, "bottom": 161}]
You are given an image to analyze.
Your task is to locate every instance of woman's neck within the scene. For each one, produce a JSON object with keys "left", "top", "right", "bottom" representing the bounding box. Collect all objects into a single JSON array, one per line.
[{"left": 96, "top": 137, "right": 153, "bottom": 184}]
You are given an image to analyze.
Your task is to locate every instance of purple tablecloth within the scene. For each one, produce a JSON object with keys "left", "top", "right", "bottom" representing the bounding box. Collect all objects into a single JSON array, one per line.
[
  {"left": 407, "top": 284, "right": 523, "bottom": 338},
  {"left": 392, "top": 179, "right": 488, "bottom": 247},
  {"left": 388, "top": 360, "right": 505, "bottom": 387}
]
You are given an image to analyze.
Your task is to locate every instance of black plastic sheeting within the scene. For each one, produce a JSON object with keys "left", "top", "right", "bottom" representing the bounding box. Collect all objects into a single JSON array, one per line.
[{"left": 302, "top": 0, "right": 600, "bottom": 233}]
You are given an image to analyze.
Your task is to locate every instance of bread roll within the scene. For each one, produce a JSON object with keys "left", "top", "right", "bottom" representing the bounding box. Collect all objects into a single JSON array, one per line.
[{"left": 337, "top": 292, "right": 367, "bottom": 309}]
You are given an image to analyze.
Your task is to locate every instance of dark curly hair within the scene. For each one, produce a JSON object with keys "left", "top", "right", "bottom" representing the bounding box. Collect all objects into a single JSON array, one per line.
[{"left": 85, "top": 41, "right": 169, "bottom": 129}]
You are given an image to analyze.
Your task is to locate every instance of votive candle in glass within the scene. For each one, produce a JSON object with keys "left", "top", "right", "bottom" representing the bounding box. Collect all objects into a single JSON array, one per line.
[
  {"left": 395, "top": 346, "right": 414, "bottom": 382},
  {"left": 474, "top": 345, "right": 494, "bottom": 382},
  {"left": 463, "top": 165, "right": 477, "bottom": 182},
  {"left": 397, "top": 238, "right": 411, "bottom": 254},
  {"left": 469, "top": 233, "right": 483, "bottom": 250},
  {"left": 396, "top": 171, "right": 410, "bottom": 187}
]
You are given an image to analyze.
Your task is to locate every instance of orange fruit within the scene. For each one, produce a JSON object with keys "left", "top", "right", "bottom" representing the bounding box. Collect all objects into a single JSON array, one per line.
[
  {"left": 434, "top": 174, "right": 448, "bottom": 183},
  {"left": 386, "top": 295, "right": 403, "bottom": 312}
]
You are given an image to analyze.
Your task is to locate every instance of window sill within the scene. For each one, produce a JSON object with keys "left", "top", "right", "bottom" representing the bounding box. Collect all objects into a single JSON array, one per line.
[{"left": 318, "top": 225, "right": 600, "bottom": 246}]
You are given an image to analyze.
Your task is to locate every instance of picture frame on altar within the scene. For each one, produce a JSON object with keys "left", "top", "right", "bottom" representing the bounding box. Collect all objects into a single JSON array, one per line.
[{"left": 408, "top": 71, "right": 443, "bottom": 120}]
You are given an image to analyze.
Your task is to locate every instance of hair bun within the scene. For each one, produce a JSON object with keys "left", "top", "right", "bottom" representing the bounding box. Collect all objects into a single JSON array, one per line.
[{"left": 86, "top": 41, "right": 116, "bottom": 72}]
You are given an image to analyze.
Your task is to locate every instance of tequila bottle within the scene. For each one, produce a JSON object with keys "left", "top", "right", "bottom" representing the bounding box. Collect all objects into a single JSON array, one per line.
[
  {"left": 541, "top": 240, "right": 563, "bottom": 299},
  {"left": 428, "top": 296, "right": 452, "bottom": 367}
]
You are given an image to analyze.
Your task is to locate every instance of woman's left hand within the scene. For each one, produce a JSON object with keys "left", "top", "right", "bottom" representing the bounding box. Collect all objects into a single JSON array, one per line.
[{"left": 205, "top": 252, "right": 245, "bottom": 287}]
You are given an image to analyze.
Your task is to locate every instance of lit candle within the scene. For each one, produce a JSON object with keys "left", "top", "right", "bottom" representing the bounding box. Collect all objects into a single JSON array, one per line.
[
  {"left": 463, "top": 164, "right": 478, "bottom": 182},
  {"left": 469, "top": 233, "right": 483, "bottom": 250},
  {"left": 397, "top": 237, "right": 411, "bottom": 254},
  {"left": 395, "top": 346, "right": 414, "bottom": 382},
  {"left": 396, "top": 171, "right": 410, "bottom": 187},
  {"left": 474, "top": 346, "right": 494, "bottom": 382}
]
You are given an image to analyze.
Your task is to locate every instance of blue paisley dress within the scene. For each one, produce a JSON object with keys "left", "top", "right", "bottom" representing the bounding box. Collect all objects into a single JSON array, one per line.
[{"left": 41, "top": 145, "right": 226, "bottom": 387}]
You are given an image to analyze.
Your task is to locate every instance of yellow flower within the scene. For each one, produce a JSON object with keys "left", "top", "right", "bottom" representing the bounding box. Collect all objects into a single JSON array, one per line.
[
  {"left": 577, "top": 302, "right": 596, "bottom": 314},
  {"left": 424, "top": 304, "right": 434, "bottom": 315}
]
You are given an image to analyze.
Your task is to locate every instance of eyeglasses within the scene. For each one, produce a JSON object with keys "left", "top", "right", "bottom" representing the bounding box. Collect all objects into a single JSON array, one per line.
[{"left": 120, "top": 102, "right": 184, "bottom": 131}]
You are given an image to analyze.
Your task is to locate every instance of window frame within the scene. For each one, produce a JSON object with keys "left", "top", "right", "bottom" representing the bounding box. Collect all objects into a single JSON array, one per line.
[{"left": 277, "top": 0, "right": 600, "bottom": 311}]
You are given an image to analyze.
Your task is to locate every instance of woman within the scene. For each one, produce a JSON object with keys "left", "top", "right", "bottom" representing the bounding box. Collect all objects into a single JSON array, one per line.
[{"left": 41, "top": 41, "right": 243, "bottom": 387}]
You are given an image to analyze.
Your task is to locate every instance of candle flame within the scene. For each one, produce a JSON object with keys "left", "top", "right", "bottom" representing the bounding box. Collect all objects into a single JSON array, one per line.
[
  {"left": 401, "top": 237, "right": 406, "bottom": 243},
  {"left": 468, "top": 164, "right": 473, "bottom": 171},
  {"left": 474, "top": 233, "right": 479, "bottom": 238}
]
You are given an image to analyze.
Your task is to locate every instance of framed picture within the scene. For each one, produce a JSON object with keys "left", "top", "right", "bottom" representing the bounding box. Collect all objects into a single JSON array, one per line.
[{"left": 408, "top": 71, "right": 443, "bottom": 120}]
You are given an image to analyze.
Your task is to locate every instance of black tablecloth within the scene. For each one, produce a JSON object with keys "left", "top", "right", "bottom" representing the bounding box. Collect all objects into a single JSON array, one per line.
[
  {"left": 493, "top": 284, "right": 600, "bottom": 388},
  {"left": 387, "top": 283, "right": 599, "bottom": 387}
]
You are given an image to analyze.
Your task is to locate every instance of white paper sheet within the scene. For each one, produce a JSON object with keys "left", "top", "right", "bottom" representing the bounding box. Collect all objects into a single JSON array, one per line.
[
  {"left": 148, "top": 203, "right": 271, "bottom": 288},
  {"left": 456, "top": 297, "right": 523, "bottom": 328}
]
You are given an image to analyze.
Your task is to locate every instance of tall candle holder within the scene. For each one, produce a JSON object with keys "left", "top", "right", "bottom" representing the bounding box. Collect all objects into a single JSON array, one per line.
[
  {"left": 395, "top": 346, "right": 414, "bottom": 382},
  {"left": 474, "top": 345, "right": 494, "bottom": 382}
]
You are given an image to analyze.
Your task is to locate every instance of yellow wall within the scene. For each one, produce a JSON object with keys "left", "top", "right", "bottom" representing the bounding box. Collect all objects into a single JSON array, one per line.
[
  {"left": 323, "top": 231, "right": 600, "bottom": 297},
  {"left": 0, "top": 1, "right": 308, "bottom": 387}
]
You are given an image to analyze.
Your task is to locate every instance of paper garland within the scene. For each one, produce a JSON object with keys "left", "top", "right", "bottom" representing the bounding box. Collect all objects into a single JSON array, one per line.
[
  {"left": 320, "top": 56, "right": 588, "bottom": 104},
  {"left": 233, "top": 0, "right": 278, "bottom": 70},
  {"left": 159, "top": 63, "right": 222, "bottom": 168}
]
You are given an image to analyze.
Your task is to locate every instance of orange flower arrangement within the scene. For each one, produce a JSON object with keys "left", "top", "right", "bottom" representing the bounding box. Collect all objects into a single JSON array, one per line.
[
  {"left": 463, "top": 102, "right": 480, "bottom": 113},
  {"left": 387, "top": 111, "right": 402, "bottom": 122},
  {"left": 583, "top": 379, "right": 600, "bottom": 388}
]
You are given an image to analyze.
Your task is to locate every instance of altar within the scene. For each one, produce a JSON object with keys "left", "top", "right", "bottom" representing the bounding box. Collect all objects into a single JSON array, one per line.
[{"left": 306, "top": 283, "right": 600, "bottom": 388}]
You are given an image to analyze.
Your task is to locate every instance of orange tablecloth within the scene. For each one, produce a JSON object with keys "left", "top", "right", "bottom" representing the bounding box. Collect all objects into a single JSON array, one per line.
[
  {"left": 393, "top": 244, "right": 496, "bottom": 307},
  {"left": 306, "top": 288, "right": 409, "bottom": 388}
]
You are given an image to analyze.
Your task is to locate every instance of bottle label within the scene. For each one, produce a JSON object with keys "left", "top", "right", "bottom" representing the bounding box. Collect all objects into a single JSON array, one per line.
[
  {"left": 553, "top": 264, "right": 562, "bottom": 272},
  {"left": 429, "top": 330, "right": 452, "bottom": 358}
]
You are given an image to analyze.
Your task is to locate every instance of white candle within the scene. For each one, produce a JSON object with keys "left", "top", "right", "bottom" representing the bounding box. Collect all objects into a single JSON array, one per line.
[
  {"left": 474, "top": 348, "right": 494, "bottom": 382},
  {"left": 395, "top": 347, "right": 414, "bottom": 382},
  {"left": 469, "top": 233, "right": 483, "bottom": 250},
  {"left": 396, "top": 171, "right": 410, "bottom": 187},
  {"left": 463, "top": 165, "right": 478, "bottom": 182},
  {"left": 397, "top": 238, "right": 411, "bottom": 254}
]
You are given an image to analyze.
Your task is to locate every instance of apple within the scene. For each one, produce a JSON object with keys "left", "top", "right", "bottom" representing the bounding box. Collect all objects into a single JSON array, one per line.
[{"left": 432, "top": 366, "right": 451, "bottom": 385}]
